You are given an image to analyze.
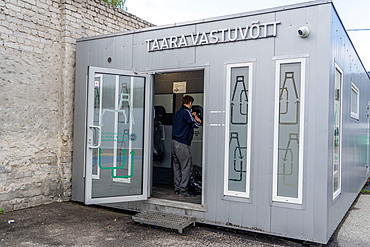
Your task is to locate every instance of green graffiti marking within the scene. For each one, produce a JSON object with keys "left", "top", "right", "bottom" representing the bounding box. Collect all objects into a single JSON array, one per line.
[
  {"left": 112, "top": 150, "right": 135, "bottom": 178},
  {"left": 98, "top": 148, "right": 135, "bottom": 178},
  {"left": 98, "top": 148, "right": 127, "bottom": 170},
  {"left": 101, "top": 132, "right": 138, "bottom": 142}
]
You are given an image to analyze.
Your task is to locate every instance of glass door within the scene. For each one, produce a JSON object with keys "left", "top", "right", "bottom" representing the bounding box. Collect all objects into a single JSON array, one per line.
[{"left": 85, "top": 67, "right": 151, "bottom": 204}]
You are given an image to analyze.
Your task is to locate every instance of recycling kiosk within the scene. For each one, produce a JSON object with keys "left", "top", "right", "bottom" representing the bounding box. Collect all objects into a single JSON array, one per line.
[{"left": 72, "top": 0, "right": 370, "bottom": 243}]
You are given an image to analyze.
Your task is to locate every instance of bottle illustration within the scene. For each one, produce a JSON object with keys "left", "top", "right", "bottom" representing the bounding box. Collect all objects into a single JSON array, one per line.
[
  {"left": 279, "top": 72, "right": 300, "bottom": 125},
  {"left": 278, "top": 133, "right": 299, "bottom": 188},
  {"left": 229, "top": 132, "right": 247, "bottom": 182},
  {"left": 231, "top": 76, "right": 248, "bottom": 125}
]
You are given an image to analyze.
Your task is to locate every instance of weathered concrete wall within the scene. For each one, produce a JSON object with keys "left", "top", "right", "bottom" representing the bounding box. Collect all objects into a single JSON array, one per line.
[{"left": 0, "top": 0, "right": 152, "bottom": 211}]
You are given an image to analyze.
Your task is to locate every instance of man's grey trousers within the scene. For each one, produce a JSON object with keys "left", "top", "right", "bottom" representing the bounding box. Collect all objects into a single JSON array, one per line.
[{"left": 171, "top": 140, "right": 193, "bottom": 193}]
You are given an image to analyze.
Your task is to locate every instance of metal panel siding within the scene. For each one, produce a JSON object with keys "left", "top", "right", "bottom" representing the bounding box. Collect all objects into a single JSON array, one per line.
[
  {"left": 119, "top": 35, "right": 134, "bottom": 70},
  {"left": 203, "top": 58, "right": 227, "bottom": 223},
  {"left": 96, "top": 35, "right": 134, "bottom": 71},
  {"left": 271, "top": 207, "right": 287, "bottom": 234},
  {"left": 327, "top": 6, "right": 370, "bottom": 241},
  {"left": 105, "top": 37, "right": 116, "bottom": 69},
  {"left": 105, "top": 36, "right": 134, "bottom": 70},
  {"left": 97, "top": 39, "right": 106, "bottom": 68},
  {"left": 311, "top": 4, "right": 332, "bottom": 243},
  {"left": 271, "top": 207, "right": 305, "bottom": 237},
  {"left": 205, "top": 66, "right": 230, "bottom": 224},
  {"left": 131, "top": 26, "right": 197, "bottom": 71},
  {"left": 286, "top": 209, "right": 303, "bottom": 238},
  {"left": 272, "top": 4, "right": 332, "bottom": 243},
  {"left": 250, "top": 35, "right": 275, "bottom": 233},
  {"left": 89, "top": 39, "right": 99, "bottom": 67},
  {"left": 194, "top": 12, "right": 276, "bottom": 232},
  {"left": 72, "top": 42, "right": 89, "bottom": 202}
]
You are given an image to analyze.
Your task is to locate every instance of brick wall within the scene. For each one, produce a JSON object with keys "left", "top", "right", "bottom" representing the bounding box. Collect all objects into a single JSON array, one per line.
[{"left": 0, "top": 0, "right": 152, "bottom": 211}]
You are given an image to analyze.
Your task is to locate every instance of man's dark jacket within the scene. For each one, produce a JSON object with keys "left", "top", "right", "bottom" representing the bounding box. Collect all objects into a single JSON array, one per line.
[{"left": 172, "top": 105, "right": 200, "bottom": 146}]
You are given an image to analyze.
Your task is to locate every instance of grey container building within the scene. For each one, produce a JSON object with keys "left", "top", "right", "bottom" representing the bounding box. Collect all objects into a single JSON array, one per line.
[{"left": 72, "top": 0, "right": 370, "bottom": 243}]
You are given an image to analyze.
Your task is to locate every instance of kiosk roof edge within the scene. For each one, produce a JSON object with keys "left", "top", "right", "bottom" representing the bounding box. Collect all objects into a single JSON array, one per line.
[{"left": 76, "top": 0, "right": 332, "bottom": 43}]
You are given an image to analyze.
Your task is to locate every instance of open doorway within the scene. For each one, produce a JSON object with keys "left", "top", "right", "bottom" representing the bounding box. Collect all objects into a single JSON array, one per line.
[{"left": 151, "top": 70, "right": 204, "bottom": 204}]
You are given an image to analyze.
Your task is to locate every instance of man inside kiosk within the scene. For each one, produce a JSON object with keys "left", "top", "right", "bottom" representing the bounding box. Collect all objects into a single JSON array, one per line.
[{"left": 171, "top": 95, "right": 202, "bottom": 197}]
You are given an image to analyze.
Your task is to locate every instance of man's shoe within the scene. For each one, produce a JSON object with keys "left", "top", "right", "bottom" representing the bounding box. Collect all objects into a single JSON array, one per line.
[{"left": 178, "top": 191, "right": 195, "bottom": 197}]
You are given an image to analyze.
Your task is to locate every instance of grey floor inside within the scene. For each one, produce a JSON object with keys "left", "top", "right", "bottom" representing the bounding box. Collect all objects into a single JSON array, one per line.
[{"left": 150, "top": 184, "right": 201, "bottom": 204}]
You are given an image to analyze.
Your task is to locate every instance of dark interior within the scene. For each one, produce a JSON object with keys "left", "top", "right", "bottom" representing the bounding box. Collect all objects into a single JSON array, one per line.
[{"left": 151, "top": 70, "right": 204, "bottom": 204}]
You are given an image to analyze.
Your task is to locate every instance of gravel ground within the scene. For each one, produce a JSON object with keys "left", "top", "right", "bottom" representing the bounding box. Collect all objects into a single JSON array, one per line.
[
  {"left": 0, "top": 195, "right": 369, "bottom": 247},
  {"left": 334, "top": 194, "right": 369, "bottom": 247}
]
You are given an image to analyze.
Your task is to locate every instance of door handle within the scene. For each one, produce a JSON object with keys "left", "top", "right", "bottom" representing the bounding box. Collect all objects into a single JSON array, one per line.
[{"left": 89, "top": 125, "right": 101, "bottom": 149}]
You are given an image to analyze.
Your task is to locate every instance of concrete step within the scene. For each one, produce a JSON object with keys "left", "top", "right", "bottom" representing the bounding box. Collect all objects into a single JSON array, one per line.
[{"left": 132, "top": 211, "right": 196, "bottom": 234}]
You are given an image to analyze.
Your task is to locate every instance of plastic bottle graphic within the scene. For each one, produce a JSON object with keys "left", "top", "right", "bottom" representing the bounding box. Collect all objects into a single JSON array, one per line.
[
  {"left": 279, "top": 133, "right": 299, "bottom": 189},
  {"left": 279, "top": 72, "right": 300, "bottom": 125},
  {"left": 229, "top": 132, "right": 247, "bottom": 182},
  {"left": 231, "top": 76, "right": 248, "bottom": 125}
]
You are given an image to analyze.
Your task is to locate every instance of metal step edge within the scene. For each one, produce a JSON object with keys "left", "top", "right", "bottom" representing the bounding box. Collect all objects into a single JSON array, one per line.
[{"left": 132, "top": 211, "right": 196, "bottom": 232}]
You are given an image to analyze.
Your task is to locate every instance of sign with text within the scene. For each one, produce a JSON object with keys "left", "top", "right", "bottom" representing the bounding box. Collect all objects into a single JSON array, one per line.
[
  {"left": 173, "top": 81, "right": 187, "bottom": 94},
  {"left": 145, "top": 21, "right": 280, "bottom": 52}
]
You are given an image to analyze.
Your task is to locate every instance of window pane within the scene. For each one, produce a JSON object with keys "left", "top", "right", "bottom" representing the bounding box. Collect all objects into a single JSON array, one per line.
[
  {"left": 351, "top": 89, "right": 356, "bottom": 113},
  {"left": 228, "top": 66, "right": 249, "bottom": 193},
  {"left": 277, "top": 63, "right": 301, "bottom": 198},
  {"left": 351, "top": 86, "right": 358, "bottom": 117},
  {"left": 333, "top": 68, "right": 341, "bottom": 195},
  {"left": 92, "top": 73, "right": 145, "bottom": 198}
]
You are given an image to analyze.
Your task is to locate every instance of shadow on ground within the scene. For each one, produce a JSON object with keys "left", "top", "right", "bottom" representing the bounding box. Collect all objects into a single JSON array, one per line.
[{"left": 1, "top": 195, "right": 369, "bottom": 247}]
